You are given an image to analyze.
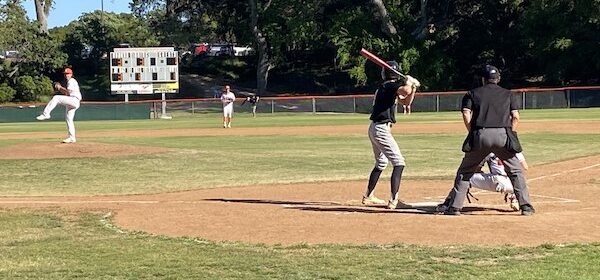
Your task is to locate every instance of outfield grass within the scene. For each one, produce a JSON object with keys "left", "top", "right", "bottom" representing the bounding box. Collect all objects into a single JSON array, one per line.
[
  {"left": 1, "top": 108, "right": 600, "bottom": 278},
  {"left": 0, "top": 109, "right": 599, "bottom": 195},
  {"left": 0, "top": 108, "right": 598, "bottom": 134},
  {"left": 0, "top": 133, "right": 598, "bottom": 196}
]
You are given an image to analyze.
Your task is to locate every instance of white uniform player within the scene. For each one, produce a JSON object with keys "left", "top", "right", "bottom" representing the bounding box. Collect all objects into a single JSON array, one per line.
[
  {"left": 220, "top": 85, "right": 236, "bottom": 128},
  {"left": 469, "top": 152, "right": 528, "bottom": 211},
  {"left": 36, "top": 67, "right": 82, "bottom": 143}
]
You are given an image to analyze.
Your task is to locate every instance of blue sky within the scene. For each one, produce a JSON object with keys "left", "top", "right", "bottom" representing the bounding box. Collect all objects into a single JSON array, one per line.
[{"left": 23, "top": 0, "right": 132, "bottom": 28}]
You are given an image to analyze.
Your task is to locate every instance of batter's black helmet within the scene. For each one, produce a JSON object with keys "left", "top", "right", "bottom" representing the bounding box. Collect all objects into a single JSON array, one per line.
[{"left": 381, "top": 61, "right": 401, "bottom": 80}]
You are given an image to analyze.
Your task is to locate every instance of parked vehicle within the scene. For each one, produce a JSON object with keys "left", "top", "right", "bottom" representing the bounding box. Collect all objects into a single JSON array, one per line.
[
  {"left": 191, "top": 43, "right": 209, "bottom": 55},
  {"left": 114, "top": 43, "right": 132, "bottom": 49},
  {"left": 207, "top": 44, "right": 234, "bottom": 57},
  {"left": 233, "top": 46, "right": 254, "bottom": 56},
  {"left": 5, "top": 50, "right": 19, "bottom": 58}
]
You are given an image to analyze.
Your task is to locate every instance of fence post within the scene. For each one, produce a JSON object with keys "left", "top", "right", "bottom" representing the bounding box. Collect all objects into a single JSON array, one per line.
[
  {"left": 153, "top": 101, "right": 158, "bottom": 119},
  {"left": 271, "top": 99, "right": 274, "bottom": 114},
  {"left": 566, "top": 89, "right": 571, "bottom": 108},
  {"left": 436, "top": 94, "right": 440, "bottom": 112},
  {"left": 353, "top": 97, "right": 356, "bottom": 113},
  {"left": 522, "top": 91, "right": 526, "bottom": 110},
  {"left": 312, "top": 98, "right": 316, "bottom": 114},
  {"left": 191, "top": 101, "right": 195, "bottom": 115}
]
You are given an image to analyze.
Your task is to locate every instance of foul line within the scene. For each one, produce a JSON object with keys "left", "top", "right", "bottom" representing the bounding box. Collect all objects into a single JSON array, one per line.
[
  {"left": 527, "top": 163, "right": 600, "bottom": 182},
  {"left": 418, "top": 162, "right": 600, "bottom": 206}
]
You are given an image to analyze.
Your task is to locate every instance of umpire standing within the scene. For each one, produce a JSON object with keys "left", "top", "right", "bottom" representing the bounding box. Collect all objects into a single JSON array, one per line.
[{"left": 440, "top": 65, "right": 535, "bottom": 216}]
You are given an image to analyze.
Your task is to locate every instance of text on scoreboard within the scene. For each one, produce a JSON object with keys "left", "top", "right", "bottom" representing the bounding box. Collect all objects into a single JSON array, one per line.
[{"left": 110, "top": 47, "right": 179, "bottom": 94}]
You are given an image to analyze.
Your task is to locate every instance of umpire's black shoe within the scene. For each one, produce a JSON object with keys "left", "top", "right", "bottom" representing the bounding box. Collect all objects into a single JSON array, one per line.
[
  {"left": 443, "top": 207, "right": 461, "bottom": 216},
  {"left": 521, "top": 204, "right": 536, "bottom": 216}
]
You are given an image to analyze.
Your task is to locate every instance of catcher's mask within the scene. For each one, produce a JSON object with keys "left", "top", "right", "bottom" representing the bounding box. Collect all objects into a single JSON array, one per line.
[{"left": 381, "top": 60, "right": 401, "bottom": 80}]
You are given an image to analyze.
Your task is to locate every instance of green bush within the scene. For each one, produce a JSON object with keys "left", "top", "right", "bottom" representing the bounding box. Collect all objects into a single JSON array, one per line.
[
  {"left": 0, "top": 82, "right": 16, "bottom": 103},
  {"left": 14, "top": 75, "right": 54, "bottom": 102}
]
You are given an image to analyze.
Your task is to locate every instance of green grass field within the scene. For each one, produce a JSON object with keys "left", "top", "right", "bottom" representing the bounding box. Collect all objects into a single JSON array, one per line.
[{"left": 1, "top": 108, "right": 600, "bottom": 279}]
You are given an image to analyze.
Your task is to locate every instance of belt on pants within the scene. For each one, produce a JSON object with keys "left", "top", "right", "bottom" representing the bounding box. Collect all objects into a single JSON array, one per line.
[
  {"left": 474, "top": 127, "right": 506, "bottom": 130},
  {"left": 374, "top": 121, "right": 393, "bottom": 127}
]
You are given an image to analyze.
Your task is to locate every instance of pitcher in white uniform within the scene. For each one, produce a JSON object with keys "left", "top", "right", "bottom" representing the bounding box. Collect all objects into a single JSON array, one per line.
[
  {"left": 36, "top": 67, "right": 82, "bottom": 143},
  {"left": 220, "top": 85, "right": 236, "bottom": 128}
]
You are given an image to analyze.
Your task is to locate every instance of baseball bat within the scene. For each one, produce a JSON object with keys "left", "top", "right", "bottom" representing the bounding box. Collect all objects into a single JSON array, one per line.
[{"left": 359, "top": 48, "right": 406, "bottom": 78}]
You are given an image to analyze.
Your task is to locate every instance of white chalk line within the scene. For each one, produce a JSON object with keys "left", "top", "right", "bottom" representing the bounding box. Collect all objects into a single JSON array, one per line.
[{"left": 527, "top": 163, "right": 600, "bottom": 182}]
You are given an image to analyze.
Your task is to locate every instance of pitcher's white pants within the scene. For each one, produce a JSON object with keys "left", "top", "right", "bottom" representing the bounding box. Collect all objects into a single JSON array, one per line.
[{"left": 42, "top": 95, "right": 80, "bottom": 139}]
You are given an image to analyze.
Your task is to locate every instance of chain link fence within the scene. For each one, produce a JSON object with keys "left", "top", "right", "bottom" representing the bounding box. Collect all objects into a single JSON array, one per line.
[
  {"left": 152, "top": 86, "right": 600, "bottom": 118},
  {"left": 1, "top": 86, "right": 599, "bottom": 122}
]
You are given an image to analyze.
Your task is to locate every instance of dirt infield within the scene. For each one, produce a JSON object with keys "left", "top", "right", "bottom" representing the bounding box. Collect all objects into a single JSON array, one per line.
[
  {"left": 2, "top": 120, "right": 599, "bottom": 140},
  {"left": 1, "top": 122, "right": 599, "bottom": 246},
  {"left": 0, "top": 142, "right": 169, "bottom": 159}
]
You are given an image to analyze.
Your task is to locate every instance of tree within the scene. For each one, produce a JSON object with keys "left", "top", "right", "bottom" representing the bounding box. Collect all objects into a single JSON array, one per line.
[
  {"left": 248, "top": 0, "right": 271, "bottom": 95},
  {"left": 518, "top": 0, "right": 600, "bottom": 84},
  {"left": 60, "top": 11, "right": 159, "bottom": 71},
  {"left": 0, "top": 82, "right": 16, "bottom": 103},
  {"left": 34, "top": 0, "right": 52, "bottom": 34},
  {"left": 0, "top": 1, "right": 66, "bottom": 102},
  {"left": 371, "top": 0, "right": 398, "bottom": 38}
]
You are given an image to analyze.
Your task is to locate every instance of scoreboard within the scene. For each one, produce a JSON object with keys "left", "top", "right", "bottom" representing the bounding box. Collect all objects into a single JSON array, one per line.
[{"left": 110, "top": 47, "right": 179, "bottom": 95}]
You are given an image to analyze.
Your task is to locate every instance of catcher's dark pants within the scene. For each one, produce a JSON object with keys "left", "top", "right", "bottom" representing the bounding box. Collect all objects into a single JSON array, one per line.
[{"left": 446, "top": 128, "right": 533, "bottom": 209}]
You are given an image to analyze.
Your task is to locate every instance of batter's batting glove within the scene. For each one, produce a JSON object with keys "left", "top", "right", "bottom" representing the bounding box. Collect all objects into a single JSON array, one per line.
[{"left": 406, "top": 75, "right": 421, "bottom": 88}]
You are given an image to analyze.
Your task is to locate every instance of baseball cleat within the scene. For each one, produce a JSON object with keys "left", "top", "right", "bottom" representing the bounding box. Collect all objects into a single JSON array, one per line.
[
  {"left": 387, "top": 199, "right": 398, "bottom": 209},
  {"left": 36, "top": 114, "right": 50, "bottom": 121},
  {"left": 505, "top": 193, "right": 520, "bottom": 211},
  {"left": 62, "top": 137, "right": 76, "bottom": 143},
  {"left": 435, "top": 203, "right": 449, "bottom": 213},
  {"left": 361, "top": 195, "right": 386, "bottom": 205},
  {"left": 387, "top": 199, "right": 410, "bottom": 209},
  {"left": 520, "top": 204, "right": 535, "bottom": 216},
  {"left": 443, "top": 207, "right": 461, "bottom": 216}
]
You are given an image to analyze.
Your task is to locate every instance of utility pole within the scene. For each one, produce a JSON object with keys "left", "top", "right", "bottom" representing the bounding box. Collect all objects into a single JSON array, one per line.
[{"left": 101, "top": 0, "right": 104, "bottom": 28}]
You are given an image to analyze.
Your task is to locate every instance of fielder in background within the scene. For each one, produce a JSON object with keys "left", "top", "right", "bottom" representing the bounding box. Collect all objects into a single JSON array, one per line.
[
  {"left": 36, "top": 67, "right": 82, "bottom": 144},
  {"left": 437, "top": 65, "right": 535, "bottom": 216},
  {"left": 242, "top": 95, "right": 260, "bottom": 118},
  {"left": 362, "top": 60, "right": 421, "bottom": 209},
  {"left": 469, "top": 152, "right": 528, "bottom": 211},
  {"left": 401, "top": 88, "right": 416, "bottom": 115},
  {"left": 220, "top": 85, "right": 236, "bottom": 128}
]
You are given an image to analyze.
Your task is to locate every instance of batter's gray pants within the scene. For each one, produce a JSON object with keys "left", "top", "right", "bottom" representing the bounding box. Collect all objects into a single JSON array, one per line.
[
  {"left": 448, "top": 128, "right": 532, "bottom": 209},
  {"left": 368, "top": 122, "right": 405, "bottom": 170}
]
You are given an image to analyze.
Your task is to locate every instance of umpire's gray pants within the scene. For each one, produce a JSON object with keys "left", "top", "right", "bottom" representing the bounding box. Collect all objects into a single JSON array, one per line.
[
  {"left": 369, "top": 122, "right": 405, "bottom": 170},
  {"left": 448, "top": 128, "right": 532, "bottom": 209}
]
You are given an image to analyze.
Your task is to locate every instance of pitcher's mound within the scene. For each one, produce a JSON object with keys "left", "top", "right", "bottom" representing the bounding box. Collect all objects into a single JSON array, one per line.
[{"left": 0, "top": 142, "right": 170, "bottom": 159}]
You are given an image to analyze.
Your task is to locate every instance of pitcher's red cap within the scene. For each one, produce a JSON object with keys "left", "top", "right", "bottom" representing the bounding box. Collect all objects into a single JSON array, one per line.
[{"left": 63, "top": 68, "right": 73, "bottom": 74}]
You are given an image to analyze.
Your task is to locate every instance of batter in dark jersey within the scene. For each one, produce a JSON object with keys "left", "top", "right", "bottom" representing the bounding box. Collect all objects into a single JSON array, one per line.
[{"left": 362, "top": 61, "right": 416, "bottom": 209}]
